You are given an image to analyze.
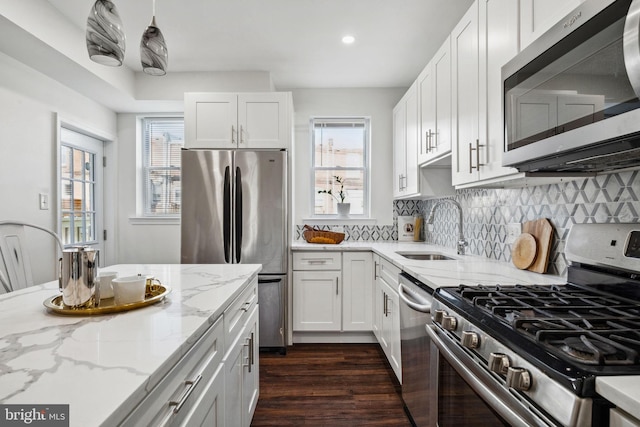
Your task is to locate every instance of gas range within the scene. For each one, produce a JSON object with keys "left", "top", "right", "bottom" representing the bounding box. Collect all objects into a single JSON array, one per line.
[{"left": 429, "top": 223, "right": 640, "bottom": 426}]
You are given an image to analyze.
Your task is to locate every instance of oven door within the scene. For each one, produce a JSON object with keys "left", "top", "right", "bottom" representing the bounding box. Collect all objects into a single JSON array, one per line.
[{"left": 426, "top": 325, "right": 555, "bottom": 427}]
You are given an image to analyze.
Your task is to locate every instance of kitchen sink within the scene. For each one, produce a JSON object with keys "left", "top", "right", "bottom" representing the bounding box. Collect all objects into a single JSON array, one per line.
[{"left": 395, "top": 252, "right": 456, "bottom": 261}]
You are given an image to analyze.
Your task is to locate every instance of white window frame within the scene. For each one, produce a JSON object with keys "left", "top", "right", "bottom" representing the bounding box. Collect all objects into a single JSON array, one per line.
[
  {"left": 310, "top": 117, "right": 371, "bottom": 218},
  {"left": 139, "top": 116, "right": 184, "bottom": 219}
]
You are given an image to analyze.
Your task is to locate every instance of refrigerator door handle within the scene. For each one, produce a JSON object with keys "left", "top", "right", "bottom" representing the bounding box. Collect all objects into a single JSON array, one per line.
[
  {"left": 235, "top": 166, "right": 243, "bottom": 263},
  {"left": 223, "top": 165, "right": 231, "bottom": 263}
]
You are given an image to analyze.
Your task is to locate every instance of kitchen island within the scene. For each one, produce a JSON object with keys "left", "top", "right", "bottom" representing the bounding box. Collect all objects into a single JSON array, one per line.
[{"left": 0, "top": 263, "right": 261, "bottom": 427}]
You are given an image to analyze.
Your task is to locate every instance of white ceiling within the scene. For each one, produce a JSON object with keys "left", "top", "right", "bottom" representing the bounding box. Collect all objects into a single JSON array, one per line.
[{"left": 46, "top": 0, "right": 474, "bottom": 89}]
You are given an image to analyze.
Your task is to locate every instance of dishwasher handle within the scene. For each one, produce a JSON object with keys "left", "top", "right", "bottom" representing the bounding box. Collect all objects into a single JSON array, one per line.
[{"left": 398, "top": 282, "right": 431, "bottom": 313}]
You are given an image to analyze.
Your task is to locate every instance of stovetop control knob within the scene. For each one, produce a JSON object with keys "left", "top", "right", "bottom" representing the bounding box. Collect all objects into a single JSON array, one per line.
[
  {"left": 461, "top": 331, "right": 479, "bottom": 349},
  {"left": 506, "top": 367, "right": 531, "bottom": 391},
  {"left": 441, "top": 315, "right": 457, "bottom": 331},
  {"left": 434, "top": 309, "right": 446, "bottom": 324},
  {"left": 488, "top": 352, "right": 510, "bottom": 375}
]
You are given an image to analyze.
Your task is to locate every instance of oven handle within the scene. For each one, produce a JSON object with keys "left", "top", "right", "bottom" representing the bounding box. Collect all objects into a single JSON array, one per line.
[
  {"left": 426, "top": 324, "right": 550, "bottom": 427},
  {"left": 398, "top": 283, "right": 431, "bottom": 313},
  {"left": 624, "top": 0, "right": 640, "bottom": 98}
]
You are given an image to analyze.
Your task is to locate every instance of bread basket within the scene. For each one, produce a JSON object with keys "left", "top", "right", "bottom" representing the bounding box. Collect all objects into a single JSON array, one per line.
[{"left": 302, "top": 225, "right": 345, "bottom": 244}]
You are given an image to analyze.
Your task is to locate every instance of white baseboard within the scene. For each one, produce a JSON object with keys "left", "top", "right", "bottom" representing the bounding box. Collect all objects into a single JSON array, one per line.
[{"left": 292, "top": 331, "right": 377, "bottom": 344}]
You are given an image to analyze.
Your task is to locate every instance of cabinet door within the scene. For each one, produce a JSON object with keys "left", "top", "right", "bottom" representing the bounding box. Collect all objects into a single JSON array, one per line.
[
  {"left": 451, "top": 1, "right": 480, "bottom": 186},
  {"left": 242, "top": 306, "right": 260, "bottom": 427},
  {"left": 520, "top": 0, "right": 584, "bottom": 50},
  {"left": 372, "top": 255, "right": 382, "bottom": 340},
  {"left": 176, "top": 364, "right": 225, "bottom": 427},
  {"left": 342, "top": 252, "right": 373, "bottom": 331},
  {"left": 381, "top": 278, "right": 401, "bottom": 382},
  {"left": 404, "top": 83, "right": 420, "bottom": 196},
  {"left": 237, "top": 93, "right": 289, "bottom": 149},
  {"left": 224, "top": 329, "right": 244, "bottom": 427},
  {"left": 418, "top": 63, "right": 435, "bottom": 165},
  {"left": 293, "top": 271, "right": 341, "bottom": 331},
  {"left": 184, "top": 93, "right": 238, "bottom": 149},
  {"left": 432, "top": 37, "right": 452, "bottom": 160},
  {"left": 478, "top": 0, "right": 520, "bottom": 181},
  {"left": 393, "top": 100, "right": 407, "bottom": 198}
]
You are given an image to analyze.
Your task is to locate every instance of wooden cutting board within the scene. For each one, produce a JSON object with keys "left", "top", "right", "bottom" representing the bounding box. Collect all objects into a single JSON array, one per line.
[
  {"left": 512, "top": 233, "right": 537, "bottom": 269},
  {"left": 521, "top": 218, "right": 554, "bottom": 273}
]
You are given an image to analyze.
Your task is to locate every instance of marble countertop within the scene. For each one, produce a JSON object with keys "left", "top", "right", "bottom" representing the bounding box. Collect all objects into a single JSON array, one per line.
[
  {"left": 291, "top": 240, "right": 566, "bottom": 288},
  {"left": 0, "top": 263, "right": 261, "bottom": 427},
  {"left": 596, "top": 377, "right": 640, "bottom": 421}
]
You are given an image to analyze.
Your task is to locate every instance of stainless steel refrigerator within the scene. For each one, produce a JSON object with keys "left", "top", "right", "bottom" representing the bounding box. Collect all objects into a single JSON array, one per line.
[{"left": 181, "top": 149, "right": 287, "bottom": 352}]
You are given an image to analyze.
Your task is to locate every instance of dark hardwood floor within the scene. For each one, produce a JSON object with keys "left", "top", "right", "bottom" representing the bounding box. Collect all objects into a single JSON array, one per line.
[{"left": 251, "top": 343, "right": 412, "bottom": 426}]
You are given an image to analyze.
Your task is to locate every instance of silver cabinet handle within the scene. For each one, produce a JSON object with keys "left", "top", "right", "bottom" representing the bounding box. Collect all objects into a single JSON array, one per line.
[
  {"left": 383, "top": 292, "right": 388, "bottom": 316},
  {"left": 373, "top": 261, "right": 379, "bottom": 279},
  {"left": 239, "top": 125, "right": 245, "bottom": 144},
  {"left": 169, "top": 375, "right": 203, "bottom": 414},
  {"left": 307, "top": 259, "right": 327, "bottom": 264},
  {"left": 231, "top": 125, "right": 236, "bottom": 144},
  {"left": 469, "top": 139, "right": 485, "bottom": 173},
  {"left": 240, "top": 301, "right": 251, "bottom": 312},
  {"left": 336, "top": 277, "right": 339, "bottom": 295},
  {"left": 250, "top": 332, "right": 255, "bottom": 370}
]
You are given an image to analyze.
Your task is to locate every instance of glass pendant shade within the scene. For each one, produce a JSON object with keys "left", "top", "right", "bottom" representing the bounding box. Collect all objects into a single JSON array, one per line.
[
  {"left": 141, "top": 16, "right": 168, "bottom": 76},
  {"left": 86, "top": 0, "right": 126, "bottom": 66}
]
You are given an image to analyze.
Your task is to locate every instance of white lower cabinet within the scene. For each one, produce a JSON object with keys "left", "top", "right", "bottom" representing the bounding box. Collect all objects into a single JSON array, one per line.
[
  {"left": 121, "top": 279, "right": 261, "bottom": 427},
  {"left": 224, "top": 286, "right": 259, "bottom": 427},
  {"left": 292, "top": 251, "right": 373, "bottom": 333},
  {"left": 374, "top": 256, "right": 402, "bottom": 382}
]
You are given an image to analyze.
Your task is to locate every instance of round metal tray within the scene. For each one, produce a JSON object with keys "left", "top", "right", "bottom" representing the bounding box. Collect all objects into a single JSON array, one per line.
[{"left": 43, "top": 283, "right": 171, "bottom": 315}]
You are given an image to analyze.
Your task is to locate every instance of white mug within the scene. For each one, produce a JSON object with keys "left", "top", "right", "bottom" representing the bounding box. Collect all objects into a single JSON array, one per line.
[
  {"left": 111, "top": 275, "right": 147, "bottom": 305},
  {"left": 97, "top": 271, "right": 118, "bottom": 299}
]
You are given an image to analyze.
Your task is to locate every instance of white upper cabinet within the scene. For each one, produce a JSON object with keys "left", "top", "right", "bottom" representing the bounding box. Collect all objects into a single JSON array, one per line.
[
  {"left": 451, "top": 0, "right": 521, "bottom": 187},
  {"left": 520, "top": 0, "right": 585, "bottom": 50},
  {"left": 393, "top": 83, "right": 420, "bottom": 198},
  {"left": 451, "top": 1, "right": 480, "bottom": 186},
  {"left": 185, "top": 92, "right": 291, "bottom": 149},
  {"left": 418, "top": 36, "right": 452, "bottom": 166}
]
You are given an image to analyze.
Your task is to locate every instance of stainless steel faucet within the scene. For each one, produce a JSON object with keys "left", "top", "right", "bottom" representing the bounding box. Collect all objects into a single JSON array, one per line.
[{"left": 426, "top": 199, "right": 468, "bottom": 255}]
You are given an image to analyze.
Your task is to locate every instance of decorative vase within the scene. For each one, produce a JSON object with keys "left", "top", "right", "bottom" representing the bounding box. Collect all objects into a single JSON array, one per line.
[{"left": 337, "top": 203, "right": 350, "bottom": 218}]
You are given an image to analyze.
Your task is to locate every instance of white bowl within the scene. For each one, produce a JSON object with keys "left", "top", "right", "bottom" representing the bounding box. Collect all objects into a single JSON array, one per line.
[
  {"left": 97, "top": 271, "right": 117, "bottom": 299},
  {"left": 111, "top": 275, "right": 146, "bottom": 305}
]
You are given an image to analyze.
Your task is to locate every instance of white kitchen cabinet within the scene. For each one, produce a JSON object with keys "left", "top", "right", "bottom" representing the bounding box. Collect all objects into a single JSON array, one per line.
[
  {"left": 520, "top": 0, "right": 585, "bottom": 50},
  {"left": 184, "top": 92, "right": 291, "bottom": 149},
  {"left": 224, "top": 290, "right": 259, "bottom": 427},
  {"left": 451, "top": 0, "right": 521, "bottom": 187},
  {"left": 451, "top": 1, "right": 480, "bottom": 186},
  {"left": 374, "top": 255, "right": 402, "bottom": 382},
  {"left": 393, "top": 83, "right": 419, "bottom": 198},
  {"left": 610, "top": 407, "right": 640, "bottom": 427},
  {"left": 394, "top": 82, "right": 454, "bottom": 199},
  {"left": 121, "top": 313, "right": 226, "bottom": 427},
  {"left": 293, "top": 270, "right": 342, "bottom": 331},
  {"left": 292, "top": 251, "right": 374, "bottom": 334},
  {"left": 418, "top": 36, "right": 452, "bottom": 166},
  {"left": 342, "top": 252, "right": 373, "bottom": 331}
]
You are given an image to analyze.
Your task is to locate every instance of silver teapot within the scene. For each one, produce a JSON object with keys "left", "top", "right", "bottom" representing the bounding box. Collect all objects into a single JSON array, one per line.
[{"left": 59, "top": 246, "right": 99, "bottom": 308}]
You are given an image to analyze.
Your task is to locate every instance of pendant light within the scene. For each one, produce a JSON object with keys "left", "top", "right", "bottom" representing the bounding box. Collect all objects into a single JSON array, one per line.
[
  {"left": 86, "top": 0, "right": 126, "bottom": 66},
  {"left": 140, "top": 0, "right": 168, "bottom": 76}
]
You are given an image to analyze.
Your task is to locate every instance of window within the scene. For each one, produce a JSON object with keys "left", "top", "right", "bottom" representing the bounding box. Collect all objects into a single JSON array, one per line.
[
  {"left": 312, "top": 117, "right": 369, "bottom": 216},
  {"left": 142, "top": 118, "right": 184, "bottom": 216},
  {"left": 60, "top": 128, "right": 102, "bottom": 246}
]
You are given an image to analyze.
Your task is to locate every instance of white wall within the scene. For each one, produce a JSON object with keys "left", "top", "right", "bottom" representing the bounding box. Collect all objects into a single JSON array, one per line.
[
  {"left": 0, "top": 51, "right": 117, "bottom": 285},
  {"left": 289, "top": 88, "right": 405, "bottom": 226}
]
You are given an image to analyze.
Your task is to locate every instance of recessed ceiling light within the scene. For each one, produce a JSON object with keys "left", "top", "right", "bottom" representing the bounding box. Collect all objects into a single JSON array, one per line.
[{"left": 342, "top": 35, "right": 355, "bottom": 45}]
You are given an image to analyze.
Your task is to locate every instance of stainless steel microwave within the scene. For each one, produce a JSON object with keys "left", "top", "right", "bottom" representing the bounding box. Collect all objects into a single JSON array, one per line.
[{"left": 502, "top": 0, "right": 640, "bottom": 173}]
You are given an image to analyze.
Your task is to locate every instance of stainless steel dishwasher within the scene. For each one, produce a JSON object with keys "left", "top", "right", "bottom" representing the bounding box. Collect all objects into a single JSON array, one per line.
[{"left": 398, "top": 272, "right": 436, "bottom": 427}]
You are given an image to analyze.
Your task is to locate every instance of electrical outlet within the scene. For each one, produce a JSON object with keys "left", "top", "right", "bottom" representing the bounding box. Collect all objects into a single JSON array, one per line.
[
  {"left": 332, "top": 225, "right": 344, "bottom": 233},
  {"left": 506, "top": 223, "right": 521, "bottom": 244},
  {"left": 39, "top": 193, "right": 49, "bottom": 210}
]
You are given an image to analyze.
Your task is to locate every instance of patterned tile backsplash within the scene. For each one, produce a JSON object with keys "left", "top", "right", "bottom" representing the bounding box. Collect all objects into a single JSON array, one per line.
[{"left": 297, "top": 170, "right": 640, "bottom": 276}]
